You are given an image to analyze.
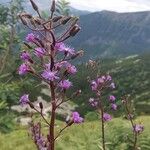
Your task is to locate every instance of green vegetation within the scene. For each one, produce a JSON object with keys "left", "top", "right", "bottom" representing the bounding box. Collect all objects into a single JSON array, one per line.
[
  {"left": 0, "top": 116, "right": 150, "bottom": 150},
  {"left": 70, "top": 53, "right": 150, "bottom": 115}
]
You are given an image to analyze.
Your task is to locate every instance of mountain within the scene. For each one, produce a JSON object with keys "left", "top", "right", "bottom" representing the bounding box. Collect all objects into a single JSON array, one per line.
[{"left": 68, "top": 11, "right": 150, "bottom": 60}]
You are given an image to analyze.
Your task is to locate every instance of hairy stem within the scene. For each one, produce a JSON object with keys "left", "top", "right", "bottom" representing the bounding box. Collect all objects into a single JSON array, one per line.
[{"left": 99, "top": 100, "right": 106, "bottom": 150}]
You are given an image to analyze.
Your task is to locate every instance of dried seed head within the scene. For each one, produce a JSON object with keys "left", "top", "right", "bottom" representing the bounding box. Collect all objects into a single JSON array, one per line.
[
  {"left": 51, "top": 0, "right": 56, "bottom": 12},
  {"left": 69, "top": 25, "right": 81, "bottom": 37},
  {"left": 30, "top": 0, "right": 38, "bottom": 11},
  {"left": 70, "top": 17, "right": 79, "bottom": 26},
  {"left": 71, "top": 50, "right": 84, "bottom": 59},
  {"left": 19, "top": 12, "right": 32, "bottom": 19},
  {"left": 29, "top": 102, "right": 35, "bottom": 109},
  {"left": 52, "top": 16, "right": 63, "bottom": 22},
  {"left": 61, "top": 16, "right": 72, "bottom": 25},
  {"left": 23, "top": 42, "right": 33, "bottom": 49},
  {"left": 19, "top": 16, "right": 28, "bottom": 25},
  {"left": 33, "top": 17, "right": 43, "bottom": 25},
  {"left": 39, "top": 102, "right": 43, "bottom": 110}
]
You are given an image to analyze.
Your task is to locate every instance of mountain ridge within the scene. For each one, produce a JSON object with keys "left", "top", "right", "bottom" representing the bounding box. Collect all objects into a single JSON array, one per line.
[{"left": 67, "top": 10, "right": 150, "bottom": 60}]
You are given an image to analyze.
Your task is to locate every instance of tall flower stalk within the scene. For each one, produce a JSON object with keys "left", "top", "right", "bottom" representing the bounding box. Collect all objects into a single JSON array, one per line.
[
  {"left": 88, "top": 61, "right": 117, "bottom": 150},
  {"left": 122, "top": 96, "right": 144, "bottom": 150},
  {"left": 18, "top": 0, "right": 83, "bottom": 149}
]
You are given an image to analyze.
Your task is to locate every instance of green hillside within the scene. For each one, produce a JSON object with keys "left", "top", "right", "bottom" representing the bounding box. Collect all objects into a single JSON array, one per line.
[
  {"left": 0, "top": 116, "right": 150, "bottom": 150},
  {"left": 70, "top": 53, "right": 150, "bottom": 115}
]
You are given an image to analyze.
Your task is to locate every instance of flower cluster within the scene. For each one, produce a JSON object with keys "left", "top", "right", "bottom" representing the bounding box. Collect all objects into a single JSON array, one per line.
[
  {"left": 89, "top": 74, "right": 117, "bottom": 122},
  {"left": 30, "top": 123, "right": 47, "bottom": 150},
  {"left": 133, "top": 124, "right": 144, "bottom": 134},
  {"left": 90, "top": 75, "right": 115, "bottom": 93},
  {"left": 18, "top": 1, "right": 83, "bottom": 149}
]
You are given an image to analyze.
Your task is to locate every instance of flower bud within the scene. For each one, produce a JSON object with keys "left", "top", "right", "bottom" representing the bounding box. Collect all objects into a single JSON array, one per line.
[{"left": 39, "top": 102, "right": 43, "bottom": 110}]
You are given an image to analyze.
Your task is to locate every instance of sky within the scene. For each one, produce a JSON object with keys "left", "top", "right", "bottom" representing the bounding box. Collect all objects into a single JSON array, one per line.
[
  {"left": 68, "top": 0, "right": 150, "bottom": 12},
  {"left": 1, "top": 0, "right": 150, "bottom": 13}
]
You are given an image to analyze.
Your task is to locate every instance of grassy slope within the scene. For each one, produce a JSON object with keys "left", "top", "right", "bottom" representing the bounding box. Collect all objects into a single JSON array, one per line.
[{"left": 0, "top": 116, "right": 150, "bottom": 150}]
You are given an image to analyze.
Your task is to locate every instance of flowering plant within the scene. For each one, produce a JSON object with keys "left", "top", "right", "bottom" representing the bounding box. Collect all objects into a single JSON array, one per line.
[
  {"left": 18, "top": 0, "right": 83, "bottom": 149},
  {"left": 89, "top": 73, "right": 116, "bottom": 149}
]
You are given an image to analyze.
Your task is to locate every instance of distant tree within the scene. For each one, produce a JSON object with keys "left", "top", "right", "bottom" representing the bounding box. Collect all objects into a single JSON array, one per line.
[
  {"left": 0, "top": 0, "right": 24, "bottom": 79},
  {"left": 56, "top": 0, "right": 70, "bottom": 16}
]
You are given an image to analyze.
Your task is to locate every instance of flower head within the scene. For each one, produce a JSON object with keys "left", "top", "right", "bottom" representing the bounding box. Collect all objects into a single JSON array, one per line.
[
  {"left": 19, "top": 94, "right": 29, "bottom": 106},
  {"left": 110, "top": 82, "right": 115, "bottom": 89},
  {"left": 54, "top": 61, "right": 68, "bottom": 70},
  {"left": 106, "top": 75, "right": 112, "bottom": 81},
  {"left": 18, "top": 63, "right": 30, "bottom": 75},
  {"left": 20, "top": 51, "right": 31, "bottom": 61},
  {"left": 59, "top": 79, "right": 72, "bottom": 90},
  {"left": 133, "top": 124, "right": 144, "bottom": 134},
  {"left": 109, "top": 95, "right": 116, "bottom": 102},
  {"left": 26, "top": 33, "right": 36, "bottom": 42},
  {"left": 66, "top": 64, "right": 77, "bottom": 74},
  {"left": 91, "top": 80, "right": 98, "bottom": 91},
  {"left": 34, "top": 47, "right": 46, "bottom": 58},
  {"left": 55, "top": 42, "right": 66, "bottom": 51},
  {"left": 55, "top": 42, "right": 75, "bottom": 56},
  {"left": 41, "top": 70, "right": 59, "bottom": 81},
  {"left": 97, "top": 77, "right": 105, "bottom": 84},
  {"left": 72, "top": 112, "right": 83, "bottom": 124},
  {"left": 103, "top": 113, "right": 112, "bottom": 122},
  {"left": 111, "top": 103, "right": 117, "bottom": 110},
  {"left": 89, "top": 98, "right": 98, "bottom": 107}
]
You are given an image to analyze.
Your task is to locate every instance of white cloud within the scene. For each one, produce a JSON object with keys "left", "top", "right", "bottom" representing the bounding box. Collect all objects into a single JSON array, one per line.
[{"left": 68, "top": 0, "right": 150, "bottom": 12}]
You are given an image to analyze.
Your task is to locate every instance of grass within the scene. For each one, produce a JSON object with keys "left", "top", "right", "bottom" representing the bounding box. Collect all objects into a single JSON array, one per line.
[{"left": 0, "top": 116, "right": 150, "bottom": 150}]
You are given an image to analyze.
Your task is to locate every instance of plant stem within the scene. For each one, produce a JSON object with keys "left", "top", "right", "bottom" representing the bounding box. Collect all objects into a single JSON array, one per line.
[
  {"left": 99, "top": 100, "right": 106, "bottom": 150},
  {"left": 49, "top": 81, "right": 56, "bottom": 150},
  {"left": 133, "top": 132, "right": 138, "bottom": 150}
]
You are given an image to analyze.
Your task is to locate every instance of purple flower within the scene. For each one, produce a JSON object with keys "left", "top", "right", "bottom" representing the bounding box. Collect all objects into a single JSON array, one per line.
[
  {"left": 66, "top": 64, "right": 77, "bottom": 74},
  {"left": 109, "top": 95, "right": 116, "bottom": 102},
  {"left": 20, "top": 51, "right": 31, "bottom": 61},
  {"left": 26, "top": 33, "right": 36, "bottom": 42},
  {"left": 59, "top": 79, "right": 72, "bottom": 89},
  {"left": 55, "top": 42, "right": 75, "bottom": 56},
  {"left": 72, "top": 112, "right": 83, "bottom": 124},
  {"left": 111, "top": 103, "right": 117, "bottom": 110},
  {"left": 41, "top": 70, "right": 59, "bottom": 81},
  {"left": 89, "top": 98, "right": 98, "bottom": 107},
  {"left": 101, "top": 76, "right": 106, "bottom": 80},
  {"left": 97, "top": 77, "right": 105, "bottom": 84},
  {"left": 133, "top": 124, "right": 144, "bottom": 134},
  {"left": 55, "top": 42, "right": 65, "bottom": 51},
  {"left": 64, "top": 47, "right": 75, "bottom": 55},
  {"left": 110, "top": 82, "right": 115, "bottom": 89},
  {"left": 34, "top": 47, "right": 46, "bottom": 58},
  {"left": 91, "top": 80, "right": 98, "bottom": 91},
  {"left": 103, "top": 113, "right": 112, "bottom": 122},
  {"left": 19, "top": 94, "right": 29, "bottom": 106},
  {"left": 106, "top": 75, "right": 112, "bottom": 81},
  {"left": 54, "top": 61, "right": 68, "bottom": 70},
  {"left": 18, "top": 63, "right": 30, "bottom": 75}
]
